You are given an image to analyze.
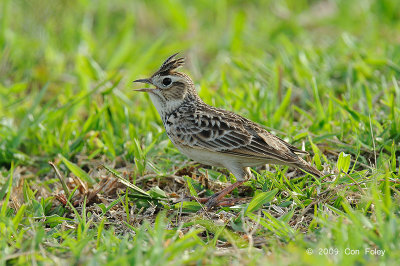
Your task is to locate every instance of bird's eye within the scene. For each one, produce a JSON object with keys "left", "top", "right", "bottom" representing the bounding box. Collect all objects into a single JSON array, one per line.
[{"left": 162, "top": 77, "right": 172, "bottom": 86}]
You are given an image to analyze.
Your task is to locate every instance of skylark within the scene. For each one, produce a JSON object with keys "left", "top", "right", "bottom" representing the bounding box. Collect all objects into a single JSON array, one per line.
[{"left": 134, "top": 53, "right": 323, "bottom": 208}]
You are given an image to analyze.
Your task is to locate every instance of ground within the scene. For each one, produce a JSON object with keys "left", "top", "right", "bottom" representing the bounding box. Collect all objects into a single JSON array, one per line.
[{"left": 1, "top": 0, "right": 400, "bottom": 265}]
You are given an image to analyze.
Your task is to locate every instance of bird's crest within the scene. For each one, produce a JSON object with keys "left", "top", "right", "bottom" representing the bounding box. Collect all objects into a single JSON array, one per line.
[{"left": 156, "top": 53, "right": 185, "bottom": 75}]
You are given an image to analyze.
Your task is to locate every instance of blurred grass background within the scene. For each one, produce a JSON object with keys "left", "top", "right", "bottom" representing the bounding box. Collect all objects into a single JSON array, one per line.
[{"left": 1, "top": 0, "right": 400, "bottom": 264}]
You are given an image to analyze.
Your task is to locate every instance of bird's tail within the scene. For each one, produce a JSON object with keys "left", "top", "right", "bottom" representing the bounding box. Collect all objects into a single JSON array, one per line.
[{"left": 292, "top": 157, "right": 323, "bottom": 177}]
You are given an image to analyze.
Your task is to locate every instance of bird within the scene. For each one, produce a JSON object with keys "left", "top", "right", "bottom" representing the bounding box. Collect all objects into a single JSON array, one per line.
[{"left": 133, "top": 53, "right": 323, "bottom": 209}]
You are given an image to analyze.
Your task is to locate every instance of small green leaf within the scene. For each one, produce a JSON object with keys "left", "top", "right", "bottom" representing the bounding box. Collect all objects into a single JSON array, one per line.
[
  {"left": 308, "top": 136, "right": 322, "bottom": 169},
  {"left": 390, "top": 141, "right": 396, "bottom": 173},
  {"left": 102, "top": 164, "right": 149, "bottom": 196},
  {"left": 44, "top": 215, "right": 74, "bottom": 226},
  {"left": 148, "top": 186, "right": 167, "bottom": 199},
  {"left": 337, "top": 152, "right": 351, "bottom": 174},
  {"left": 1, "top": 162, "right": 14, "bottom": 216},
  {"left": 0, "top": 174, "right": 12, "bottom": 201},
  {"left": 32, "top": 199, "right": 45, "bottom": 217},
  {"left": 194, "top": 219, "right": 248, "bottom": 248},
  {"left": 60, "top": 155, "right": 95, "bottom": 184},
  {"left": 98, "top": 198, "right": 122, "bottom": 217},
  {"left": 23, "top": 179, "right": 35, "bottom": 202},
  {"left": 184, "top": 176, "right": 198, "bottom": 198},
  {"left": 97, "top": 218, "right": 106, "bottom": 248},
  {"left": 97, "top": 203, "right": 107, "bottom": 213},
  {"left": 245, "top": 188, "right": 278, "bottom": 215},
  {"left": 174, "top": 201, "right": 202, "bottom": 212},
  {"left": 293, "top": 132, "right": 308, "bottom": 142},
  {"left": 279, "top": 208, "right": 295, "bottom": 223},
  {"left": 12, "top": 204, "right": 26, "bottom": 229}
]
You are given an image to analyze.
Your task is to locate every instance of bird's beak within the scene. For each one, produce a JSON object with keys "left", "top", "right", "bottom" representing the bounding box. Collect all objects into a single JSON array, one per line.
[{"left": 133, "top": 78, "right": 155, "bottom": 92}]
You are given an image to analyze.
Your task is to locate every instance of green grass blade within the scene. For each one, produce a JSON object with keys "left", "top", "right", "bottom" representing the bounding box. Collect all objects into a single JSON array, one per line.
[
  {"left": 60, "top": 155, "right": 95, "bottom": 184},
  {"left": 245, "top": 188, "right": 278, "bottom": 215},
  {"left": 102, "top": 164, "right": 149, "bottom": 196}
]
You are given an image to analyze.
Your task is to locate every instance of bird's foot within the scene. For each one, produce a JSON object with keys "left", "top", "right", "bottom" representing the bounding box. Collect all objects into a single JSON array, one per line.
[
  {"left": 189, "top": 195, "right": 243, "bottom": 207},
  {"left": 192, "top": 181, "right": 245, "bottom": 210}
]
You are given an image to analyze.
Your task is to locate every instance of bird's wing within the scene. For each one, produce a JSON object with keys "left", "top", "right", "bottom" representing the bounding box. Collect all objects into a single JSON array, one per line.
[{"left": 169, "top": 108, "right": 301, "bottom": 164}]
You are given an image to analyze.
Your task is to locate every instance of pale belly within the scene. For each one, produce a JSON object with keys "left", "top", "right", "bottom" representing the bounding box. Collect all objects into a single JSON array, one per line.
[
  {"left": 175, "top": 145, "right": 226, "bottom": 167},
  {"left": 174, "top": 143, "right": 268, "bottom": 168}
]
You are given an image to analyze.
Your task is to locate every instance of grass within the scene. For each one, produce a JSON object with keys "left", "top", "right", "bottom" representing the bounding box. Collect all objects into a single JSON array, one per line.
[{"left": 1, "top": 0, "right": 400, "bottom": 264}]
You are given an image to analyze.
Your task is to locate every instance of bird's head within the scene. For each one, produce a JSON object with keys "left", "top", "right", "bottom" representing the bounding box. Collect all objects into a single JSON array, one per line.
[{"left": 134, "top": 53, "right": 198, "bottom": 115}]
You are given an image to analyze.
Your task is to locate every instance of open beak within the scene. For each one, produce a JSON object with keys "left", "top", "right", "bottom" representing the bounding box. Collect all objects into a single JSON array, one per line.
[{"left": 133, "top": 78, "right": 155, "bottom": 92}]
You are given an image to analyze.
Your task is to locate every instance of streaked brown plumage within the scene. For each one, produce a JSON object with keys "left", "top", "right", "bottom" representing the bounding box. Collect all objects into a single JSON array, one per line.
[{"left": 134, "top": 53, "right": 322, "bottom": 208}]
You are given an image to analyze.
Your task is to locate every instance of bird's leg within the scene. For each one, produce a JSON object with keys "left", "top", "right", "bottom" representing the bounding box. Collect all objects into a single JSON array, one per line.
[
  {"left": 200, "top": 180, "right": 245, "bottom": 209},
  {"left": 190, "top": 168, "right": 250, "bottom": 209}
]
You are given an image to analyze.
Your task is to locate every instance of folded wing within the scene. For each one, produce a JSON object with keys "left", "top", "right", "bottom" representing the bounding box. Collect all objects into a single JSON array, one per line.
[{"left": 169, "top": 108, "right": 303, "bottom": 164}]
